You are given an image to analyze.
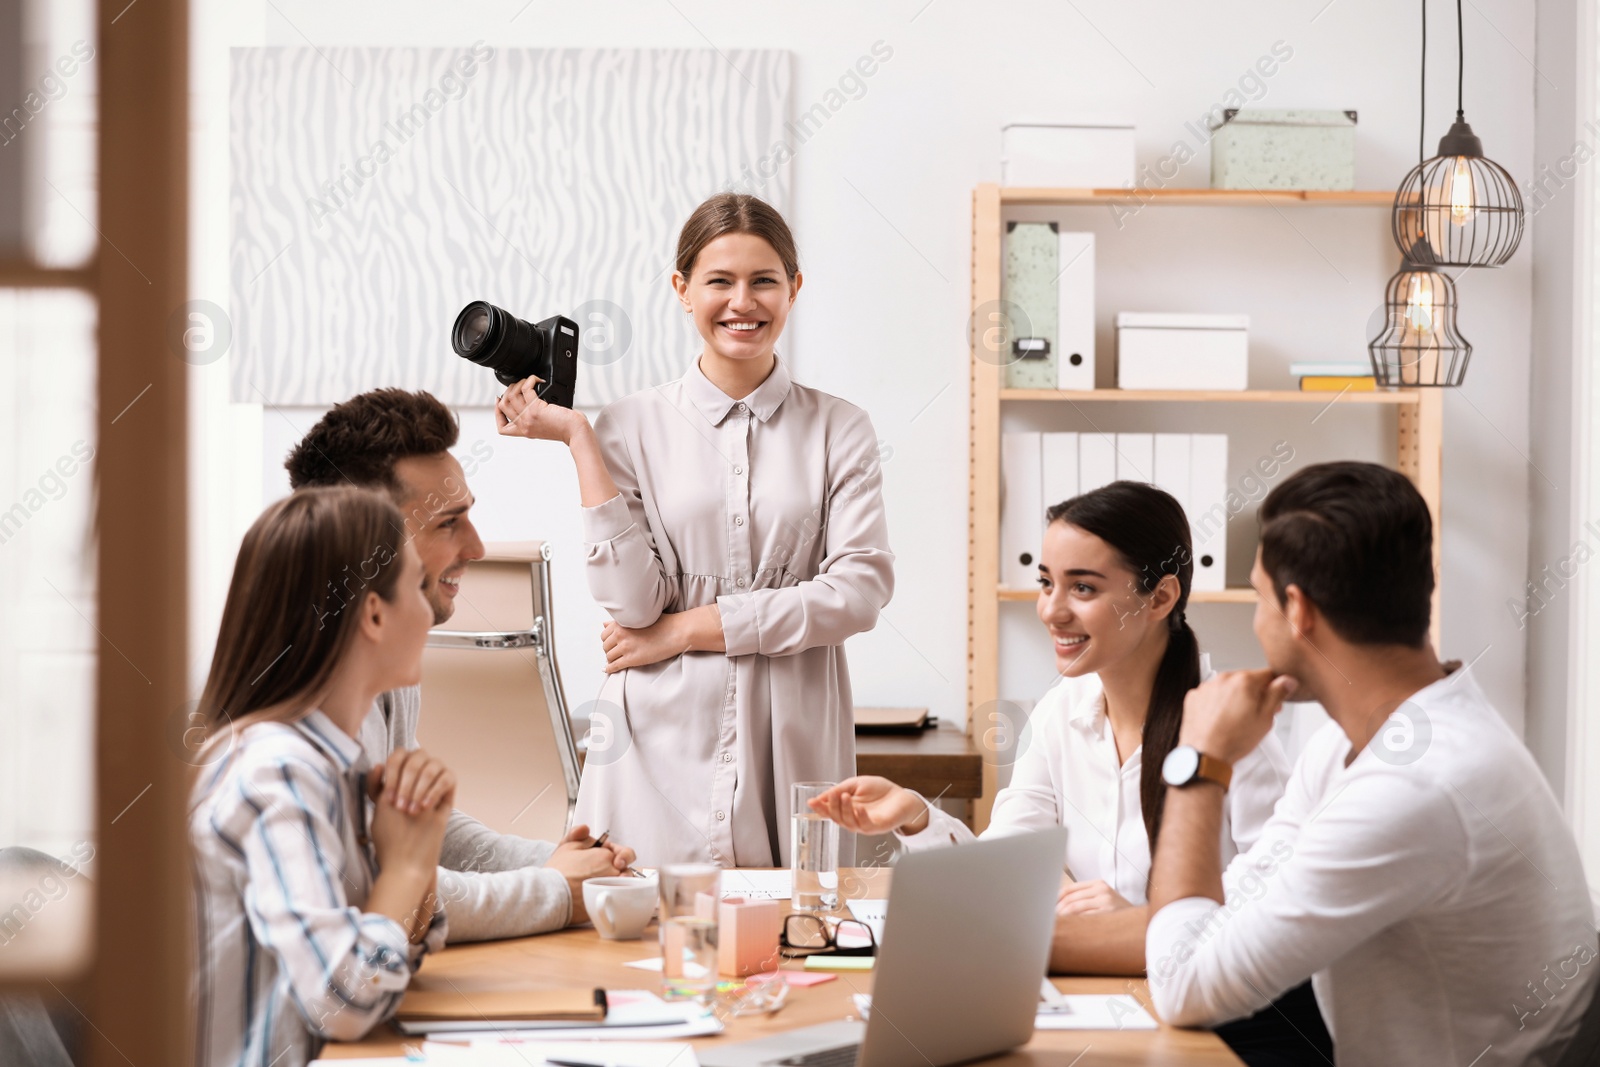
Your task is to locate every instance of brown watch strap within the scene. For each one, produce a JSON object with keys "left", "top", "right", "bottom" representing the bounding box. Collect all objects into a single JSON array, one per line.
[{"left": 1196, "top": 752, "right": 1233, "bottom": 791}]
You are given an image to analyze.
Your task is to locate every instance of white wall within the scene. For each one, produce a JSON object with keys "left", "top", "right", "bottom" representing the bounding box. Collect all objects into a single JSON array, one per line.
[
  {"left": 1526, "top": 0, "right": 1582, "bottom": 804},
  {"left": 191, "top": 0, "right": 1542, "bottom": 742}
]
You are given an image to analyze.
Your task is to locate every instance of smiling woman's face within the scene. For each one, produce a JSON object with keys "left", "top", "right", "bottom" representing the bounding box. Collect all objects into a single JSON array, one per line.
[
  {"left": 673, "top": 231, "right": 801, "bottom": 364},
  {"left": 1035, "top": 520, "right": 1167, "bottom": 678}
]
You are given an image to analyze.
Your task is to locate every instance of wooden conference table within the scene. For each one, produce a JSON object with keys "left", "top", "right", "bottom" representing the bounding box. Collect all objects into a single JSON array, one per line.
[{"left": 327, "top": 869, "right": 1242, "bottom": 1065}]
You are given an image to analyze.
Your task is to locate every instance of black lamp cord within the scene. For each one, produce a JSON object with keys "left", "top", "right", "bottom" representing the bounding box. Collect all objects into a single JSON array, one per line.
[
  {"left": 1419, "top": 0, "right": 1426, "bottom": 165},
  {"left": 1419, "top": 0, "right": 1467, "bottom": 162}
]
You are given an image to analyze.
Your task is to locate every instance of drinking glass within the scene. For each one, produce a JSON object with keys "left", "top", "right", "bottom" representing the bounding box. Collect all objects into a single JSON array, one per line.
[
  {"left": 791, "top": 782, "right": 839, "bottom": 912},
  {"left": 658, "top": 863, "right": 720, "bottom": 1003}
]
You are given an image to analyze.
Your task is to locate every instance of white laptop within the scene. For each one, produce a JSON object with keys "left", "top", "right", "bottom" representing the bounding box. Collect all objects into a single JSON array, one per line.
[{"left": 701, "top": 826, "right": 1067, "bottom": 1067}]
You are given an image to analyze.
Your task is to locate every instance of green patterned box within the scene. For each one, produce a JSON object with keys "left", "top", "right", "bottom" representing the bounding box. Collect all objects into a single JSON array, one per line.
[
  {"left": 1209, "top": 109, "right": 1356, "bottom": 191},
  {"left": 1003, "top": 221, "right": 1058, "bottom": 390}
]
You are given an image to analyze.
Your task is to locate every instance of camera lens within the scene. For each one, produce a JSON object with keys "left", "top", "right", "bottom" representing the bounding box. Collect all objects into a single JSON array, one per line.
[
  {"left": 452, "top": 301, "right": 546, "bottom": 386},
  {"left": 457, "top": 306, "right": 491, "bottom": 352}
]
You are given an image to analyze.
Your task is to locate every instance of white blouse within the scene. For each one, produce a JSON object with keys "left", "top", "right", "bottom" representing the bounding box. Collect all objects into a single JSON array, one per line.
[
  {"left": 902, "top": 670, "right": 1290, "bottom": 905},
  {"left": 573, "top": 357, "right": 894, "bottom": 867}
]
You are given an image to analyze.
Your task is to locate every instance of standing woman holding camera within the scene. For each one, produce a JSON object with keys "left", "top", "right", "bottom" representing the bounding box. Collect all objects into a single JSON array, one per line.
[{"left": 496, "top": 193, "right": 894, "bottom": 867}]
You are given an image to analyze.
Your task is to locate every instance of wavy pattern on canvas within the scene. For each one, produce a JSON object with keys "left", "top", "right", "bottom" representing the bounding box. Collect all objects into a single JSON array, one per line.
[{"left": 230, "top": 46, "right": 792, "bottom": 407}]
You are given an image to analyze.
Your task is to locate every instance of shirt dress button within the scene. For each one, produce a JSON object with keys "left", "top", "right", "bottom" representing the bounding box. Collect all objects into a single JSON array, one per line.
[
  {"left": 734, "top": 465, "right": 744, "bottom": 475},
  {"left": 716, "top": 810, "right": 727, "bottom": 821},
  {"left": 737, "top": 403, "right": 748, "bottom": 413},
  {"left": 736, "top": 578, "right": 746, "bottom": 587},
  {"left": 723, "top": 752, "right": 733, "bottom": 762},
  {"left": 735, "top": 516, "right": 744, "bottom": 526}
]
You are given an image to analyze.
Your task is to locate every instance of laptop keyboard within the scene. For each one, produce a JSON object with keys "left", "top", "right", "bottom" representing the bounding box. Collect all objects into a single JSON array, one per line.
[{"left": 774, "top": 1045, "right": 860, "bottom": 1067}]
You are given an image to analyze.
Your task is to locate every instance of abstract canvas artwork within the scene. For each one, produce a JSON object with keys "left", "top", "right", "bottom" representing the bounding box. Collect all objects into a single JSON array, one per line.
[{"left": 231, "top": 46, "right": 792, "bottom": 408}]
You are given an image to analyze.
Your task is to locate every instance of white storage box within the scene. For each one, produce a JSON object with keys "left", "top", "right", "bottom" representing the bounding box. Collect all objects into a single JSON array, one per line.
[
  {"left": 1209, "top": 109, "right": 1356, "bottom": 191},
  {"left": 1001, "top": 123, "right": 1135, "bottom": 188},
  {"left": 1116, "top": 313, "right": 1249, "bottom": 391}
]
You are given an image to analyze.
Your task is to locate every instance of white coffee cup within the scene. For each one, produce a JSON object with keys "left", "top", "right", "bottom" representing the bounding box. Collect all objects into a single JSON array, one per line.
[{"left": 584, "top": 876, "right": 658, "bottom": 940}]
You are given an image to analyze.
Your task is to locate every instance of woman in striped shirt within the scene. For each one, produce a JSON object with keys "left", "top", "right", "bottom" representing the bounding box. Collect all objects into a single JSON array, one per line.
[{"left": 190, "top": 485, "right": 457, "bottom": 1067}]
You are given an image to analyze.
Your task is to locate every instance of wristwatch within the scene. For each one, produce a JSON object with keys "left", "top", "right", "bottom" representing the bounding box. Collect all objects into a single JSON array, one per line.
[{"left": 1161, "top": 745, "right": 1233, "bottom": 791}]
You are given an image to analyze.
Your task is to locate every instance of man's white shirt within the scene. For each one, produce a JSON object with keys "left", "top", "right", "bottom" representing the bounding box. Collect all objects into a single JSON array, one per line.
[{"left": 1147, "top": 666, "right": 1598, "bottom": 1066}]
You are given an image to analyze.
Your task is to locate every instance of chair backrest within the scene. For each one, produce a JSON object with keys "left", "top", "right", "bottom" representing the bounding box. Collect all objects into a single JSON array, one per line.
[{"left": 417, "top": 541, "right": 580, "bottom": 844}]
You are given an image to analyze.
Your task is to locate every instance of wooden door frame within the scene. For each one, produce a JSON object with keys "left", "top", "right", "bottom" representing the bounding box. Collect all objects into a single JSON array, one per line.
[{"left": 87, "top": 0, "right": 191, "bottom": 1062}]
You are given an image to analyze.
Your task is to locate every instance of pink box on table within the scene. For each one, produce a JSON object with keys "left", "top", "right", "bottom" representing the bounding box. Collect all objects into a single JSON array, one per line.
[{"left": 715, "top": 896, "right": 782, "bottom": 977}]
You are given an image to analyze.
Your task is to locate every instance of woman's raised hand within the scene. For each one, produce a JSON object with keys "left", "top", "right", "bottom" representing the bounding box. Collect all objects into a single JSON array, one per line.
[
  {"left": 807, "top": 776, "right": 929, "bottom": 836},
  {"left": 495, "top": 376, "right": 588, "bottom": 444}
]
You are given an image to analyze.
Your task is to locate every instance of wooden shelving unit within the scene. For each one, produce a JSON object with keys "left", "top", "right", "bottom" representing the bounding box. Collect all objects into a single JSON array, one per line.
[
  {"left": 998, "top": 187, "right": 1396, "bottom": 207},
  {"left": 965, "top": 185, "right": 1443, "bottom": 829}
]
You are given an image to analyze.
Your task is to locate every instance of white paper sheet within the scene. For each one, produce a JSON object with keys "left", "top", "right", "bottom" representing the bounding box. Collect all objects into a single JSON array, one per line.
[
  {"left": 845, "top": 898, "right": 888, "bottom": 944},
  {"left": 1034, "top": 995, "right": 1158, "bottom": 1031},
  {"left": 854, "top": 992, "right": 1157, "bottom": 1032},
  {"left": 421, "top": 1043, "right": 701, "bottom": 1066},
  {"left": 718, "top": 870, "right": 792, "bottom": 900},
  {"left": 420, "top": 1012, "right": 723, "bottom": 1043}
]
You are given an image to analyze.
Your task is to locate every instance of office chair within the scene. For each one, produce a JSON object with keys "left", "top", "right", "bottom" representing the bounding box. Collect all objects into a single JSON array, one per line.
[{"left": 417, "top": 542, "right": 581, "bottom": 845}]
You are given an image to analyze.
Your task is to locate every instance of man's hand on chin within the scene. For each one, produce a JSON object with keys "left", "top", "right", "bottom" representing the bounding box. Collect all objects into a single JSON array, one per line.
[{"left": 1179, "top": 669, "right": 1298, "bottom": 764}]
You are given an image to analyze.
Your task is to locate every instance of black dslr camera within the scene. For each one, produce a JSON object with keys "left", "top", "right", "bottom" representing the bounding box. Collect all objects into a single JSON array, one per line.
[{"left": 451, "top": 301, "right": 579, "bottom": 409}]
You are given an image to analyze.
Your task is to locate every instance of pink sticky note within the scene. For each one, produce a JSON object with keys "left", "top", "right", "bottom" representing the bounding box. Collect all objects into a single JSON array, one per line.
[{"left": 748, "top": 970, "right": 837, "bottom": 987}]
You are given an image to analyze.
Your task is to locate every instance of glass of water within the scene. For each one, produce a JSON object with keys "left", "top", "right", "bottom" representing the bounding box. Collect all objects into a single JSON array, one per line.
[
  {"left": 791, "top": 781, "right": 840, "bottom": 913},
  {"left": 659, "top": 863, "right": 720, "bottom": 1003}
]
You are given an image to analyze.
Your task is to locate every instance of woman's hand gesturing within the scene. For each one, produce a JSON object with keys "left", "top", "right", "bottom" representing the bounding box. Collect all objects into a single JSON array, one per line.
[
  {"left": 806, "top": 776, "right": 930, "bottom": 836},
  {"left": 495, "top": 376, "right": 588, "bottom": 444}
]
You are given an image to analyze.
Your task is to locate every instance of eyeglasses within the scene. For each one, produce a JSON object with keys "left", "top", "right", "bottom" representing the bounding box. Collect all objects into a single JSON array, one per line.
[{"left": 779, "top": 915, "right": 877, "bottom": 958}]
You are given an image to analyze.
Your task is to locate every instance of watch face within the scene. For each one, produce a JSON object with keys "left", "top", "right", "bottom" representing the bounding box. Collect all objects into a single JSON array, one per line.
[{"left": 1162, "top": 745, "right": 1200, "bottom": 787}]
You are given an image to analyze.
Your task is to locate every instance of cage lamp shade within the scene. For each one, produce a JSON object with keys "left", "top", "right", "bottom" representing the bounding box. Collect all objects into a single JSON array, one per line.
[
  {"left": 1367, "top": 254, "right": 1472, "bottom": 387},
  {"left": 1391, "top": 115, "right": 1525, "bottom": 268}
]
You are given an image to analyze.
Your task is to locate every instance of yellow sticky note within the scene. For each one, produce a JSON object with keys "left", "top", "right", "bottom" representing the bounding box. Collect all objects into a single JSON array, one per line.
[{"left": 803, "top": 956, "right": 875, "bottom": 972}]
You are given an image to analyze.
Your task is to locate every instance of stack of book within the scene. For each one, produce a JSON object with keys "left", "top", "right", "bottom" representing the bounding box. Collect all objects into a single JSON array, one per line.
[{"left": 1291, "top": 361, "right": 1377, "bottom": 391}]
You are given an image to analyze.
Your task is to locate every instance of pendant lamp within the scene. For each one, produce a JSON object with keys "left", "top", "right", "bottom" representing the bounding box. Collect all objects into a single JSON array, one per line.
[
  {"left": 1369, "top": 0, "right": 1479, "bottom": 387},
  {"left": 1369, "top": 245, "right": 1472, "bottom": 387},
  {"left": 1390, "top": 0, "right": 1524, "bottom": 267}
]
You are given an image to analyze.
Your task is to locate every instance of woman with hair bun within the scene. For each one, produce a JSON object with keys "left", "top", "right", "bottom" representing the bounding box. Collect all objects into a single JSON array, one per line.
[{"left": 496, "top": 193, "right": 893, "bottom": 868}]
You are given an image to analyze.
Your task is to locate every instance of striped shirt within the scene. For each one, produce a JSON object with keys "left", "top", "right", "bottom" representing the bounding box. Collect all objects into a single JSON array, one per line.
[{"left": 190, "top": 710, "right": 447, "bottom": 1067}]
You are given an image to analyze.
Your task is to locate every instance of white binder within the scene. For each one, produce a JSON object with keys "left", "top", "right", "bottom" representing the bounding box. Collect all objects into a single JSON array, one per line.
[
  {"left": 1189, "top": 434, "right": 1229, "bottom": 592},
  {"left": 1040, "top": 433, "right": 1080, "bottom": 514},
  {"left": 1153, "top": 434, "right": 1194, "bottom": 583},
  {"left": 1056, "top": 232, "right": 1095, "bottom": 390},
  {"left": 1001, "top": 432, "right": 1044, "bottom": 590},
  {"left": 1078, "top": 433, "right": 1118, "bottom": 495},
  {"left": 1115, "top": 433, "right": 1154, "bottom": 483}
]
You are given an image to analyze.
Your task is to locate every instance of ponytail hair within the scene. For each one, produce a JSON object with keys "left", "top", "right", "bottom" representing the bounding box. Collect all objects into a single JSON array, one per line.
[{"left": 1045, "top": 481, "right": 1201, "bottom": 852}]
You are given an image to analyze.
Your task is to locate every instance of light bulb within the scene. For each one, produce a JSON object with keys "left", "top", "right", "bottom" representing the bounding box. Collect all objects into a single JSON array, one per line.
[
  {"left": 1449, "top": 157, "right": 1475, "bottom": 225},
  {"left": 1398, "top": 272, "right": 1441, "bottom": 385},
  {"left": 1404, "top": 274, "right": 1435, "bottom": 332}
]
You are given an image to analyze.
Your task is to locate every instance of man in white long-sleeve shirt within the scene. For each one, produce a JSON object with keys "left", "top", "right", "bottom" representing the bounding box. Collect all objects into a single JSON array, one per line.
[
  {"left": 288, "top": 389, "right": 635, "bottom": 941},
  {"left": 1145, "top": 461, "right": 1598, "bottom": 1067}
]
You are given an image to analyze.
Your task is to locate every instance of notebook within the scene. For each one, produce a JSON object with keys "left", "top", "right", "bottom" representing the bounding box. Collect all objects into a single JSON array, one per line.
[
  {"left": 396, "top": 988, "right": 606, "bottom": 1033},
  {"left": 853, "top": 706, "right": 930, "bottom": 733}
]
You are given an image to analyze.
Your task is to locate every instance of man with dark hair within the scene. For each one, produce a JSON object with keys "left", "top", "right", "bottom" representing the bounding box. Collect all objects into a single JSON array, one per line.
[
  {"left": 288, "top": 388, "right": 635, "bottom": 941},
  {"left": 1144, "top": 461, "right": 1597, "bottom": 1065}
]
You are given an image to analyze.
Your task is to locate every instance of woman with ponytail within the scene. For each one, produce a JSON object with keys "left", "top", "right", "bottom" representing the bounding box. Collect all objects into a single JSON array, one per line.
[{"left": 808, "top": 482, "right": 1290, "bottom": 973}]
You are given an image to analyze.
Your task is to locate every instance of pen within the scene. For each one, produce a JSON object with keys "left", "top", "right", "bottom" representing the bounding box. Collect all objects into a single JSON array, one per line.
[{"left": 589, "top": 829, "right": 650, "bottom": 878}]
